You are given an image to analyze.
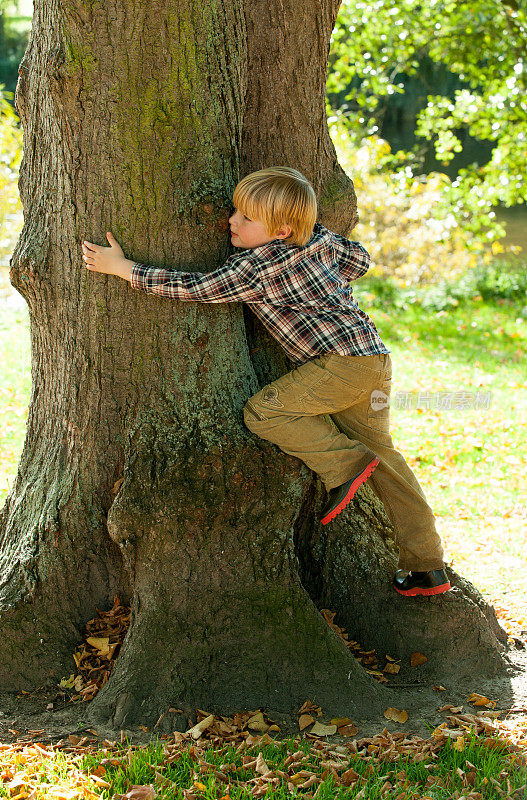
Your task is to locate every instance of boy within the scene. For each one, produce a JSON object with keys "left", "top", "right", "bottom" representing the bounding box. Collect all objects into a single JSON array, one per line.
[{"left": 82, "top": 166, "right": 451, "bottom": 597}]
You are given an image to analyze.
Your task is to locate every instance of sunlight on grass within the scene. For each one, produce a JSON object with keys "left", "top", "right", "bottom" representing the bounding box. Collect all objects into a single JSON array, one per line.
[{"left": 0, "top": 729, "right": 525, "bottom": 800}]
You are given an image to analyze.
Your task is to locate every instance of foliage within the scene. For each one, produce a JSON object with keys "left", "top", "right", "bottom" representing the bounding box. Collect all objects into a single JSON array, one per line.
[
  {"left": 333, "top": 126, "right": 489, "bottom": 285},
  {"left": 327, "top": 0, "right": 527, "bottom": 237},
  {"left": 357, "top": 258, "right": 527, "bottom": 312},
  {"left": 0, "top": 1, "right": 31, "bottom": 95},
  {"left": 0, "top": 84, "right": 23, "bottom": 268}
]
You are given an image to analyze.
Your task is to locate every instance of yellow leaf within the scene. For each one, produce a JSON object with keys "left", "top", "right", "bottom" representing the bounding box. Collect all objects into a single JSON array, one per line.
[
  {"left": 192, "top": 783, "right": 207, "bottom": 792},
  {"left": 467, "top": 693, "right": 496, "bottom": 708},
  {"left": 383, "top": 662, "right": 401, "bottom": 674},
  {"left": 86, "top": 637, "right": 110, "bottom": 656},
  {"left": 453, "top": 736, "right": 465, "bottom": 751},
  {"left": 383, "top": 707, "right": 408, "bottom": 723}
]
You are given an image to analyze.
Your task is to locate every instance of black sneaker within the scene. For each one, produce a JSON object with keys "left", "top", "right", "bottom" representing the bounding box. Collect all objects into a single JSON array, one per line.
[
  {"left": 393, "top": 568, "right": 451, "bottom": 597},
  {"left": 321, "top": 456, "right": 379, "bottom": 525}
]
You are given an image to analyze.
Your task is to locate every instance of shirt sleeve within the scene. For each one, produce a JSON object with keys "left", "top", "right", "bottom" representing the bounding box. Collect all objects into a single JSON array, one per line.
[
  {"left": 129, "top": 252, "right": 264, "bottom": 303},
  {"left": 331, "top": 232, "right": 371, "bottom": 281}
]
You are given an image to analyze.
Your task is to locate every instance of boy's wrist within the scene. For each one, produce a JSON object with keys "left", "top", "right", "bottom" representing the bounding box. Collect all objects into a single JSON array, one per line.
[{"left": 117, "top": 259, "right": 135, "bottom": 282}]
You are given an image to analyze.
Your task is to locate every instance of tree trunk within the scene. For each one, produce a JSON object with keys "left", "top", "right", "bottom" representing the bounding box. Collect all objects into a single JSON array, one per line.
[{"left": 2, "top": 0, "right": 508, "bottom": 727}]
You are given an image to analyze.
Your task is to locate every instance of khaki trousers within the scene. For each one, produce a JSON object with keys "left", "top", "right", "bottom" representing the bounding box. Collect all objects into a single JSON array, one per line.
[{"left": 243, "top": 353, "right": 445, "bottom": 572}]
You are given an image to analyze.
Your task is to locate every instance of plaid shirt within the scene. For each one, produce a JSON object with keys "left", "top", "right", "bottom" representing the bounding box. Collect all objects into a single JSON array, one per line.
[{"left": 130, "top": 222, "right": 389, "bottom": 364}]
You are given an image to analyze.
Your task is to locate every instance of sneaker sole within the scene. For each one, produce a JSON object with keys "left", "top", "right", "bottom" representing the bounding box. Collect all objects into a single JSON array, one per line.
[
  {"left": 394, "top": 582, "right": 451, "bottom": 597},
  {"left": 321, "top": 457, "right": 380, "bottom": 525}
]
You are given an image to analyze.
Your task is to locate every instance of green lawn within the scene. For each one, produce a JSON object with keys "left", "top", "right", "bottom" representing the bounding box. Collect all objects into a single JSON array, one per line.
[
  {"left": 1, "top": 273, "right": 526, "bottom": 633},
  {"left": 356, "top": 285, "right": 527, "bottom": 634}
]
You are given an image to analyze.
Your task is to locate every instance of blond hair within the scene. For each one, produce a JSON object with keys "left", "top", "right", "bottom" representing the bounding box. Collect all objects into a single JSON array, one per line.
[{"left": 233, "top": 167, "right": 317, "bottom": 247}]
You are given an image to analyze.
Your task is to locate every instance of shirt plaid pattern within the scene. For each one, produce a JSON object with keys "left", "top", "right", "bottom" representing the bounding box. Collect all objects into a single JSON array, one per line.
[{"left": 130, "top": 222, "right": 389, "bottom": 364}]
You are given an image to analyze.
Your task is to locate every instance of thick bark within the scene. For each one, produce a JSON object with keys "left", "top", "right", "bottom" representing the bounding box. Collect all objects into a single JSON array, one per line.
[{"left": 1, "top": 0, "right": 508, "bottom": 725}]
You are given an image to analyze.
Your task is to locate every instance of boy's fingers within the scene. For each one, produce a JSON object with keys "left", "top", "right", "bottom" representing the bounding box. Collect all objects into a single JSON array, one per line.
[{"left": 83, "top": 240, "right": 100, "bottom": 252}]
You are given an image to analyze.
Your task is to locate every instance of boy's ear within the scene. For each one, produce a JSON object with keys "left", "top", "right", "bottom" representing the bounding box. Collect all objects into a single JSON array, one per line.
[{"left": 276, "top": 224, "right": 292, "bottom": 240}]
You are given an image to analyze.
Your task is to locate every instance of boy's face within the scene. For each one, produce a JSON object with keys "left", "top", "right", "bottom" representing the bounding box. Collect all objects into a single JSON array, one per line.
[{"left": 229, "top": 208, "right": 291, "bottom": 249}]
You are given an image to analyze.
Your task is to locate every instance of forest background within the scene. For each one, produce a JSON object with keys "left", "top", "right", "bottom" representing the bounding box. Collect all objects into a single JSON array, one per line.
[{"left": 0, "top": 0, "right": 526, "bottom": 638}]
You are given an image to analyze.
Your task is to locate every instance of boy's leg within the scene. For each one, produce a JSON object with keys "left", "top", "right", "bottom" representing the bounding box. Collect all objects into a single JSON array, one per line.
[
  {"left": 329, "top": 354, "right": 445, "bottom": 573},
  {"left": 243, "top": 355, "right": 379, "bottom": 491}
]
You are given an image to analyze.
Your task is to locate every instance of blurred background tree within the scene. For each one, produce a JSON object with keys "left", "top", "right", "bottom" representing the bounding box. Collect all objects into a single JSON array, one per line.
[
  {"left": 327, "top": 0, "right": 527, "bottom": 277},
  {"left": 0, "top": 0, "right": 31, "bottom": 94},
  {"left": 0, "top": 0, "right": 28, "bottom": 270}
]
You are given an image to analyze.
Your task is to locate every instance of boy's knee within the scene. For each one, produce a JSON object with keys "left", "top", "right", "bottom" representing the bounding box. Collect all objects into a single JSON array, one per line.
[{"left": 243, "top": 400, "right": 267, "bottom": 431}]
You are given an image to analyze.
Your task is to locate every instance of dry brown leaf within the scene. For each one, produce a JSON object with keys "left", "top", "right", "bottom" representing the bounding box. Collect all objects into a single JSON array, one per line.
[
  {"left": 187, "top": 714, "right": 215, "bottom": 740},
  {"left": 247, "top": 712, "right": 269, "bottom": 733},
  {"left": 338, "top": 723, "right": 359, "bottom": 736},
  {"left": 433, "top": 685, "right": 446, "bottom": 691},
  {"left": 310, "top": 722, "right": 337, "bottom": 736},
  {"left": 330, "top": 717, "right": 353, "bottom": 727},
  {"left": 120, "top": 785, "right": 156, "bottom": 800},
  {"left": 340, "top": 767, "right": 360, "bottom": 786},
  {"left": 298, "top": 700, "right": 322, "bottom": 717},
  {"left": 383, "top": 662, "right": 401, "bottom": 674},
  {"left": 299, "top": 714, "right": 315, "bottom": 731},
  {"left": 255, "top": 753, "right": 270, "bottom": 775},
  {"left": 410, "top": 652, "right": 427, "bottom": 667},
  {"left": 383, "top": 708, "right": 408, "bottom": 723}
]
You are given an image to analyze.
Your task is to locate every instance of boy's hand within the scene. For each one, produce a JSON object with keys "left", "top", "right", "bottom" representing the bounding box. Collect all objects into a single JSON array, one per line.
[{"left": 82, "top": 232, "right": 134, "bottom": 282}]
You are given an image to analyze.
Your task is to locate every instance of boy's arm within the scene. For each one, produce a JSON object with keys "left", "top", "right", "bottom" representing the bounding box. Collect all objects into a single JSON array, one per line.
[
  {"left": 130, "top": 253, "right": 263, "bottom": 303},
  {"left": 331, "top": 232, "right": 371, "bottom": 281},
  {"left": 82, "top": 233, "right": 264, "bottom": 303}
]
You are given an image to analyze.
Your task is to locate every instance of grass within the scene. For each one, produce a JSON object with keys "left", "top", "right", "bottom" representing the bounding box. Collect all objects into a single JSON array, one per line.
[
  {"left": 352, "top": 280, "right": 527, "bottom": 635},
  {"left": 0, "top": 728, "right": 526, "bottom": 800}
]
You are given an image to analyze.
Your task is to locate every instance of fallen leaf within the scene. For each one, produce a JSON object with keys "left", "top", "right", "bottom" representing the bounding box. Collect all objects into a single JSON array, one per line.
[
  {"left": 120, "top": 786, "right": 156, "bottom": 800},
  {"left": 298, "top": 700, "right": 322, "bottom": 717},
  {"left": 338, "top": 723, "right": 359, "bottom": 736},
  {"left": 187, "top": 714, "right": 215, "bottom": 739},
  {"left": 453, "top": 736, "right": 465, "bottom": 752},
  {"left": 86, "top": 637, "right": 110, "bottom": 656},
  {"left": 433, "top": 686, "right": 446, "bottom": 691},
  {"left": 383, "top": 662, "right": 401, "bottom": 674},
  {"left": 255, "top": 753, "right": 270, "bottom": 775},
  {"left": 330, "top": 717, "right": 353, "bottom": 727},
  {"left": 383, "top": 707, "right": 408, "bottom": 723},
  {"left": 467, "top": 693, "right": 496, "bottom": 708},
  {"left": 247, "top": 711, "right": 269, "bottom": 733},
  {"left": 340, "top": 767, "right": 360, "bottom": 786},
  {"left": 310, "top": 722, "right": 337, "bottom": 736},
  {"left": 410, "top": 652, "right": 428, "bottom": 667},
  {"left": 299, "top": 714, "right": 315, "bottom": 730}
]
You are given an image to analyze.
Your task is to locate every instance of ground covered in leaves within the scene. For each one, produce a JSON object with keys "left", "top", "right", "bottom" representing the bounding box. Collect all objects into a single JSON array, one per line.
[{"left": 0, "top": 702, "right": 526, "bottom": 800}]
